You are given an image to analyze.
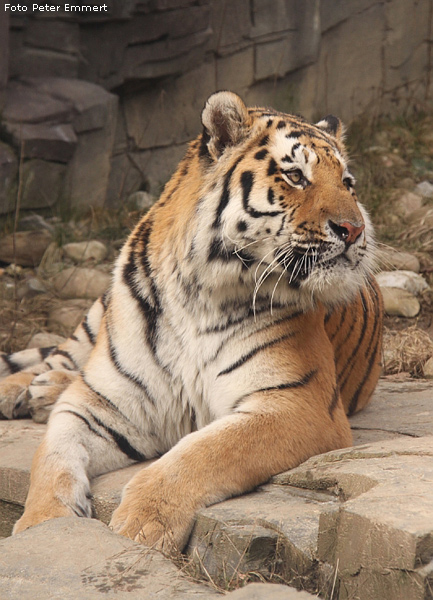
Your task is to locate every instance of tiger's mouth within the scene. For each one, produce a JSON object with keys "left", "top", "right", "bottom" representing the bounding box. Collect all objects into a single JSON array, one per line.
[{"left": 280, "top": 246, "right": 359, "bottom": 285}]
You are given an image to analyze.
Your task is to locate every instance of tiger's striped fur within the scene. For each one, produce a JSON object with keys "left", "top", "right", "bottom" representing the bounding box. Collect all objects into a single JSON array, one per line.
[{"left": 7, "top": 92, "right": 382, "bottom": 549}]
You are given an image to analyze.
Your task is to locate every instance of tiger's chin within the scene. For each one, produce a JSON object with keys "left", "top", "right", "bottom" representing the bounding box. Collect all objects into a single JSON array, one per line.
[{"left": 300, "top": 265, "right": 371, "bottom": 309}]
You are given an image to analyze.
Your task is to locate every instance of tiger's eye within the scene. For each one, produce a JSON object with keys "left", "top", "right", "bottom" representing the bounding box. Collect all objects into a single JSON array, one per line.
[{"left": 288, "top": 169, "right": 302, "bottom": 184}]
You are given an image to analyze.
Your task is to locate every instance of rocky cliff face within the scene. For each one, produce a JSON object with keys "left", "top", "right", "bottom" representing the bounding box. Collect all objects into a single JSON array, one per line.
[{"left": 0, "top": 0, "right": 432, "bottom": 213}]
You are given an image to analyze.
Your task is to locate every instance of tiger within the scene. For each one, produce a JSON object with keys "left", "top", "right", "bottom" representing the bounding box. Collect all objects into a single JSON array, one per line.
[{"left": 1, "top": 91, "right": 383, "bottom": 551}]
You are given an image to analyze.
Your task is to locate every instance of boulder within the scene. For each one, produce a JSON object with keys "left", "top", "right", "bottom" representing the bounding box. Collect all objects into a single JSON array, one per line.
[
  {"left": 52, "top": 268, "right": 111, "bottom": 299},
  {"left": 79, "top": 6, "right": 212, "bottom": 88},
  {"left": 280, "top": 437, "right": 433, "bottom": 600},
  {"left": 27, "top": 332, "right": 66, "bottom": 349},
  {"left": 63, "top": 240, "right": 108, "bottom": 264},
  {"left": 1, "top": 78, "right": 118, "bottom": 212},
  {"left": 25, "top": 20, "right": 80, "bottom": 54},
  {"left": 380, "top": 287, "right": 420, "bottom": 317},
  {"left": 16, "top": 277, "right": 48, "bottom": 300},
  {"left": 415, "top": 180, "right": 433, "bottom": 199},
  {"left": 20, "top": 159, "right": 66, "bottom": 210},
  {"left": 48, "top": 299, "right": 93, "bottom": 335},
  {"left": 0, "top": 230, "right": 52, "bottom": 267},
  {"left": 11, "top": 47, "right": 78, "bottom": 79},
  {"left": 395, "top": 190, "right": 423, "bottom": 217},
  {"left": 376, "top": 270, "right": 429, "bottom": 294},
  {"left": 5, "top": 122, "right": 77, "bottom": 163},
  {"left": 2, "top": 80, "right": 74, "bottom": 124}
]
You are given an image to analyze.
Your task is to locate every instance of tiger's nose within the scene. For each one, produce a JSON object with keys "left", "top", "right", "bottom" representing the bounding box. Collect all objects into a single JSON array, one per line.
[{"left": 329, "top": 220, "right": 365, "bottom": 245}]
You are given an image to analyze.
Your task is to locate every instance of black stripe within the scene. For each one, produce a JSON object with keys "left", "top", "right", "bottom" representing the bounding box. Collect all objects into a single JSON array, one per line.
[
  {"left": 207, "top": 237, "right": 254, "bottom": 268},
  {"left": 267, "top": 158, "right": 277, "bottom": 175},
  {"left": 81, "top": 374, "right": 134, "bottom": 425},
  {"left": 338, "top": 291, "right": 370, "bottom": 389},
  {"left": 70, "top": 335, "right": 79, "bottom": 342},
  {"left": 334, "top": 310, "right": 357, "bottom": 358},
  {"left": 328, "top": 385, "right": 339, "bottom": 418},
  {"left": 363, "top": 282, "right": 382, "bottom": 359},
  {"left": 208, "top": 238, "right": 230, "bottom": 262},
  {"left": 233, "top": 369, "right": 317, "bottom": 410},
  {"left": 60, "top": 409, "right": 106, "bottom": 439},
  {"left": 291, "top": 143, "right": 301, "bottom": 158},
  {"left": 212, "top": 156, "right": 243, "bottom": 228},
  {"left": 106, "top": 324, "right": 157, "bottom": 406},
  {"left": 267, "top": 188, "right": 275, "bottom": 205},
  {"left": 199, "top": 129, "right": 211, "bottom": 160},
  {"left": 207, "top": 311, "right": 302, "bottom": 365},
  {"left": 347, "top": 337, "right": 381, "bottom": 416},
  {"left": 123, "top": 218, "right": 162, "bottom": 356},
  {"left": 218, "top": 332, "right": 294, "bottom": 377},
  {"left": 2, "top": 354, "right": 19, "bottom": 374},
  {"left": 101, "top": 291, "right": 109, "bottom": 310},
  {"left": 329, "top": 305, "right": 347, "bottom": 342},
  {"left": 202, "top": 303, "right": 298, "bottom": 335},
  {"left": 324, "top": 310, "right": 333, "bottom": 324},
  {"left": 254, "top": 149, "right": 268, "bottom": 160},
  {"left": 82, "top": 318, "right": 96, "bottom": 345},
  {"left": 241, "top": 170, "right": 283, "bottom": 219},
  {"left": 91, "top": 413, "right": 146, "bottom": 462},
  {"left": 52, "top": 349, "right": 78, "bottom": 368},
  {"left": 241, "top": 170, "right": 254, "bottom": 207},
  {"left": 40, "top": 346, "right": 55, "bottom": 360},
  {"left": 257, "top": 369, "right": 317, "bottom": 393}
]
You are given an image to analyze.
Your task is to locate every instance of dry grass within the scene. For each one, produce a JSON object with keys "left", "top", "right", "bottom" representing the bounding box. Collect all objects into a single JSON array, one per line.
[
  {"left": 0, "top": 285, "right": 57, "bottom": 354},
  {"left": 383, "top": 325, "right": 433, "bottom": 376}
]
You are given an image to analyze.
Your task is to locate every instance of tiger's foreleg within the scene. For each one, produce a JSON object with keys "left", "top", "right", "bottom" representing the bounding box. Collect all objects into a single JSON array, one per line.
[
  {"left": 110, "top": 387, "right": 352, "bottom": 553},
  {"left": 13, "top": 376, "right": 136, "bottom": 534}
]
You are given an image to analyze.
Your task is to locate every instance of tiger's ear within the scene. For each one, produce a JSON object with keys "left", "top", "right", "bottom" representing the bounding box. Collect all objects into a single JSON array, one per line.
[
  {"left": 315, "top": 115, "right": 344, "bottom": 140},
  {"left": 201, "top": 91, "right": 251, "bottom": 160}
]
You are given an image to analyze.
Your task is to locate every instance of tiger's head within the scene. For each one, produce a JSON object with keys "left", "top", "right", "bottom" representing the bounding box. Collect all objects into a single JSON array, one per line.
[{"left": 165, "top": 91, "right": 376, "bottom": 311}]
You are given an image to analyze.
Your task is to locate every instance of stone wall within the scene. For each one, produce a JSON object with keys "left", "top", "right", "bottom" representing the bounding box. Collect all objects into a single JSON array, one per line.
[{"left": 0, "top": 0, "right": 432, "bottom": 213}]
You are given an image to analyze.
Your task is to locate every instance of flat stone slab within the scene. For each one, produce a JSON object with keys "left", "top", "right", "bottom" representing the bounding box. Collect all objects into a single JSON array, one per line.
[
  {"left": 0, "top": 517, "right": 217, "bottom": 600},
  {"left": 227, "top": 584, "right": 318, "bottom": 599},
  {"left": 275, "top": 437, "right": 433, "bottom": 599},
  {"left": 0, "top": 517, "right": 319, "bottom": 599},
  {"left": 187, "top": 483, "right": 334, "bottom": 592},
  {"left": 0, "top": 379, "right": 432, "bottom": 598},
  {"left": 350, "top": 378, "right": 433, "bottom": 444}
]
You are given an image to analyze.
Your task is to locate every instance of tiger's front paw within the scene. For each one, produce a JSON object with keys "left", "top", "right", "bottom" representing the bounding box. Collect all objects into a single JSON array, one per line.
[
  {"left": 0, "top": 372, "right": 35, "bottom": 418},
  {"left": 13, "top": 502, "right": 74, "bottom": 535},
  {"left": 28, "top": 370, "right": 77, "bottom": 423},
  {"left": 109, "top": 467, "right": 196, "bottom": 554}
]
